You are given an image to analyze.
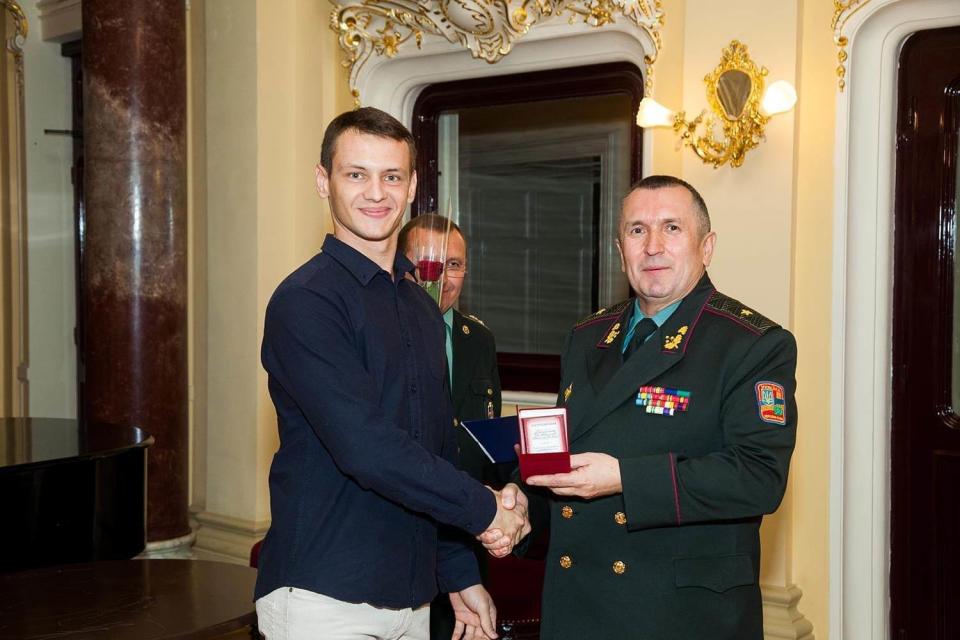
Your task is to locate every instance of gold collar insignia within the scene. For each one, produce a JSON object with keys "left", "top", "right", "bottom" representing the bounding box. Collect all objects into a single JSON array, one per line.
[
  {"left": 603, "top": 322, "right": 621, "bottom": 345},
  {"left": 664, "top": 326, "right": 688, "bottom": 350}
]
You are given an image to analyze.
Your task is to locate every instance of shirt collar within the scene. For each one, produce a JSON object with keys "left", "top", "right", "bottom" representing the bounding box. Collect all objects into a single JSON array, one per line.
[
  {"left": 620, "top": 297, "right": 682, "bottom": 353},
  {"left": 633, "top": 298, "right": 682, "bottom": 328},
  {"left": 321, "top": 234, "right": 416, "bottom": 285}
]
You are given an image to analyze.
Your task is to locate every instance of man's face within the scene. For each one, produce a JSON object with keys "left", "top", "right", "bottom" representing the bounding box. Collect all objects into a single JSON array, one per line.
[
  {"left": 403, "top": 228, "right": 467, "bottom": 313},
  {"left": 616, "top": 186, "right": 716, "bottom": 316},
  {"left": 315, "top": 129, "right": 417, "bottom": 252}
]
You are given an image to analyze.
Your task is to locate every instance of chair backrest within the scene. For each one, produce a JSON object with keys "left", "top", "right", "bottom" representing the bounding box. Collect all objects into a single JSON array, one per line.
[{"left": 249, "top": 539, "right": 263, "bottom": 568}]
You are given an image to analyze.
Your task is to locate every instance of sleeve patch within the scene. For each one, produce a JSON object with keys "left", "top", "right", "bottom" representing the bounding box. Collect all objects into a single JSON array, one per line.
[{"left": 755, "top": 381, "right": 787, "bottom": 425}]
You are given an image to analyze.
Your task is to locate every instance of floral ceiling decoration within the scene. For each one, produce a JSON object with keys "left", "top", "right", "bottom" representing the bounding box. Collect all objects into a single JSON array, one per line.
[{"left": 329, "top": 0, "right": 663, "bottom": 104}]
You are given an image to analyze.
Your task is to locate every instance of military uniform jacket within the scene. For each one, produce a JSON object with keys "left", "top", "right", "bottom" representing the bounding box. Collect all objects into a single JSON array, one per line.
[
  {"left": 450, "top": 310, "right": 503, "bottom": 483},
  {"left": 539, "top": 274, "right": 797, "bottom": 640}
]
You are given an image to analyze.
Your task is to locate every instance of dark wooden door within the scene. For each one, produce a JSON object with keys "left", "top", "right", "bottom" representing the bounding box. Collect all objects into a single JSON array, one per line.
[{"left": 890, "top": 25, "right": 960, "bottom": 640}]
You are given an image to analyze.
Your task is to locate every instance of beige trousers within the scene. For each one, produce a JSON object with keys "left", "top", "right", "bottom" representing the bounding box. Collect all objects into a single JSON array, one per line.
[{"left": 256, "top": 587, "right": 430, "bottom": 640}]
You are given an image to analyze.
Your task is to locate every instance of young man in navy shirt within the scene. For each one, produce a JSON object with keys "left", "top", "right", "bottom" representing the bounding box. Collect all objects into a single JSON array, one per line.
[{"left": 255, "top": 107, "right": 529, "bottom": 640}]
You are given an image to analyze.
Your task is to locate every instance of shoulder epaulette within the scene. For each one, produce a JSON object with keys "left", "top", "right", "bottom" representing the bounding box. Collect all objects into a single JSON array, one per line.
[
  {"left": 465, "top": 313, "right": 486, "bottom": 327},
  {"left": 573, "top": 299, "right": 631, "bottom": 331},
  {"left": 706, "top": 291, "right": 779, "bottom": 335}
]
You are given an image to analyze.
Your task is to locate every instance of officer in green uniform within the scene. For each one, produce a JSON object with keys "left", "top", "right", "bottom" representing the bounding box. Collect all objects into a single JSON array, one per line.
[
  {"left": 525, "top": 175, "right": 797, "bottom": 640},
  {"left": 398, "top": 214, "right": 507, "bottom": 639},
  {"left": 450, "top": 308, "right": 506, "bottom": 484}
]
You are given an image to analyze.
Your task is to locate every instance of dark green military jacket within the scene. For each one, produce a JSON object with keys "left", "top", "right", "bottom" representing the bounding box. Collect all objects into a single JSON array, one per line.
[
  {"left": 450, "top": 309, "right": 503, "bottom": 483},
  {"left": 538, "top": 274, "right": 797, "bottom": 640},
  {"left": 432, "top": 310, "right": 505, "bottom": 640}
]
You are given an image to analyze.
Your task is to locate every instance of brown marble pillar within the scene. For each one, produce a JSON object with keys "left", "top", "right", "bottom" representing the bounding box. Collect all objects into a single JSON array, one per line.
[{"left": 82, "top": 0, "right": 188, "bottom": 542}]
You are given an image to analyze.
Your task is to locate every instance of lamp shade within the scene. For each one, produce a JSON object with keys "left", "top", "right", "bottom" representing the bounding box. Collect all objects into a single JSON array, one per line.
[
  {"left": 760, "top": 80, "right": 797, "bottom": 116},
  {"left": 636, "top": 97, "right": 675, "bottom": 128}
]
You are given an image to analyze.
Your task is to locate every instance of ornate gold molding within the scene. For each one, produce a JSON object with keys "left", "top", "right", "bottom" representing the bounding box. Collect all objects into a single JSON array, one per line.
[
  {"left": 330, "top": 0, "right": 663, "bottom": 105},
  {"left": 670, "top": 40, "right": 771, "bottom": 168},
  {"left": 1, "top": 1, "right": 27, "bottom": 91},
  {"left": 831, "top": 0, "right": 872, "bottom": 92}
]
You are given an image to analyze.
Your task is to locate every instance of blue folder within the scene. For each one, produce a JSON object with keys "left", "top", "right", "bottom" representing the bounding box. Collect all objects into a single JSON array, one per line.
[{"left": 460, "top": 416, "right": 520, "bottom": 464}]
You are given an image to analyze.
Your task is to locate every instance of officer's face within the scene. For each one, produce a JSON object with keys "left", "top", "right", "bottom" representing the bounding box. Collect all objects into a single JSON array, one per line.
[
  {"left": 316, "top": 130, "right": 417, "bottom": 254},
  {"left": 403, "top": 228, "right": 467, "bottom": 313},
  {"left": 616, "top": 186, "right": 716, "bottom": 316}
]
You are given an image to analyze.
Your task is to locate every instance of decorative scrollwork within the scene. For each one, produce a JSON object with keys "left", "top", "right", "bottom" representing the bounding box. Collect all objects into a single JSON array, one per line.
[
  {"left": 330, "top": 0, "right": 663, "bottom": 105},
  {"left": 669, "top": 40, "right": 769, "bottom": 168},
  {"left": 1, "top": 1, "right": 27, "bottom": 91},
  {"left": 831, "top": 0, "right": 872, "bottom": 92}
]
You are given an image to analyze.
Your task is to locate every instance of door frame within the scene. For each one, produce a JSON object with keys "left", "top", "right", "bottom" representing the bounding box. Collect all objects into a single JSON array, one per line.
[{"left": 831, "top": 2, "right": 960, "bottom": 638}]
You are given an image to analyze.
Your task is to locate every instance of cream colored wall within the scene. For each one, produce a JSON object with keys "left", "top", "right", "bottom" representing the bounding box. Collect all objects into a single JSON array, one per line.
[
  {"left": 195, "top": 0, "right": 350, "bottom": 558},
  {"left": 649, "top": 1, "right": 833, "bottom": 637},
  {"left": 790, "top": 0, "right": 837, "bottom": 636},
  {"left": 23, "top": 0, "right": 76, "bottom": 419},
  {"left": 201, "top": 0, "right": 260, "bottom": 532},
  {"left": 676, "top": 0, "right": 798, "bottom": 327}
]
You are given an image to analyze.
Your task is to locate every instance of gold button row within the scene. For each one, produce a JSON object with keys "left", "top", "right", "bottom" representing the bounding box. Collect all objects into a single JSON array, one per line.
[
  {"left": 558, "top": 555, "right": 627, "bottom": 574},
  {"left": 558, "top": 506, "right": 626, "bottom": 525}
]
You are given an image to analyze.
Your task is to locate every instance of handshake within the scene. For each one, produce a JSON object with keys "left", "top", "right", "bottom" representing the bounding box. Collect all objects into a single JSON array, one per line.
[{"left": 475, "top": 483, "right": 531, "bottom": 558}]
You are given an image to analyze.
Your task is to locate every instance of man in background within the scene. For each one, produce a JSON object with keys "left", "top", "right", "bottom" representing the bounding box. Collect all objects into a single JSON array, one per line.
[
  {"left": 399, "top": 214, "right": 509, "bottom": 639},
  {"left": 399, "top": 214, "right": 504, "bottom": 483}
]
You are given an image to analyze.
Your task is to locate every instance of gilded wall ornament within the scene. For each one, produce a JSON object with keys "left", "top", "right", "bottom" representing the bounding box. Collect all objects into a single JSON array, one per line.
[
  {"left": 330, "top": 0, "right": 663, "bottom": 105},
  {"left": 831, "top": 0, "right": 873, "bottom": 91},
  {"left": 1, "top": 0, "right": 27, "bottom": 90}
]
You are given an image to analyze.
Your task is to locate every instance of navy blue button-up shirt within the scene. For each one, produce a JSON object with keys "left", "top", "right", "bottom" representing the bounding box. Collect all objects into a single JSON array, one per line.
[{"left": 254, "top": 235, "right": 497, "bottom": 608}]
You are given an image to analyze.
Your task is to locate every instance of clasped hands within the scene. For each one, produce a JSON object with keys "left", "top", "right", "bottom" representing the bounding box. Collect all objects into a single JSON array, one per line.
[{"left": 475, "top": 483, "right": 531, "bottom": 558}]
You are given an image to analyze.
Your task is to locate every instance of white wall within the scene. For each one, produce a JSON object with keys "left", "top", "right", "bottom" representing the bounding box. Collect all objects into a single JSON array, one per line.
[{"left": 24, "top": 0, "right": 76, "bottom": 418}]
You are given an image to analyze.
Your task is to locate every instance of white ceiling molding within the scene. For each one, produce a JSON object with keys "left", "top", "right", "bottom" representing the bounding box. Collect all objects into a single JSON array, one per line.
[{"left": 333, "top": 0, "right": 660, "bottom": 114}]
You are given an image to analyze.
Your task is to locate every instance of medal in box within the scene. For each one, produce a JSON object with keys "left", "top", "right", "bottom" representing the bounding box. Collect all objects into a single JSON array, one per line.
[{"left": 517, "top": 407, "right": 571, "bottom": 481}]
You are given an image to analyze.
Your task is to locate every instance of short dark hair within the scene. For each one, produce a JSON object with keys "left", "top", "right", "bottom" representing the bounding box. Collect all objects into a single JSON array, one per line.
[
  {"left": 320, "top": 107, "right": 417, "bottom": 174},
  {"left": 629, "top": 175, "right": 711, "bottom": 237},
  {"left": 398, "top": 213, "right": 465, "bottom": 254}
]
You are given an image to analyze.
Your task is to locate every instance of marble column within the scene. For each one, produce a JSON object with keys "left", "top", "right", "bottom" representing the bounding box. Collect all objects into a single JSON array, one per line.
[{"left": 82, "top": 0, "right": 188, "bottom": 542}]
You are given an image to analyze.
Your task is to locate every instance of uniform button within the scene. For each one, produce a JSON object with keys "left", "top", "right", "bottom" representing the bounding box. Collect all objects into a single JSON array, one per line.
[
  {"left": 560, "top": 506, "right": 574, "bottom": 519},
  {"left": 614, "top": 512, "right": 627, "bottom": 525},
  {"left": 612, "top": 560, "right": 626, "bottom": 575},
  {"left": 486, "top": 387, "right": 493, "bottom": 396},
  {"left": 559, "top": 555, "right": 572, "bottom": 569},
  {"left": 453, "top": 418, "right": 459, "bottom": 427}
]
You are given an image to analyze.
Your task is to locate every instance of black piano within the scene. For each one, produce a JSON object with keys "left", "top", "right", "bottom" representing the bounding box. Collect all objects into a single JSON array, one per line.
[{"left": 0, "top": 418, "right": 152, "bottom": 572}]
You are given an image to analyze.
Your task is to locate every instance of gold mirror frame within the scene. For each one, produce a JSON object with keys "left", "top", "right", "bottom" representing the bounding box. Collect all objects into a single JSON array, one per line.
[
  {"left": 672, "top": 40, "right": 769, "bottom": 168},
  {"left": 0, "top": 0, "right": 28, "bottom": 415}
]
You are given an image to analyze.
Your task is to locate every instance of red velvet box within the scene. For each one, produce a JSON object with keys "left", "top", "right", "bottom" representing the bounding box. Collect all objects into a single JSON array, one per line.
[{"left": 517, "top": 407, "right": 571, "bottom": 482}]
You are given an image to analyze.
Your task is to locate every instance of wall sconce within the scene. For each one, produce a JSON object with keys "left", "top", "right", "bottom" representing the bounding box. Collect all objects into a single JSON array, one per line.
[{"left": 636, "top": 40, "right": 796, "bottom": 168}]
